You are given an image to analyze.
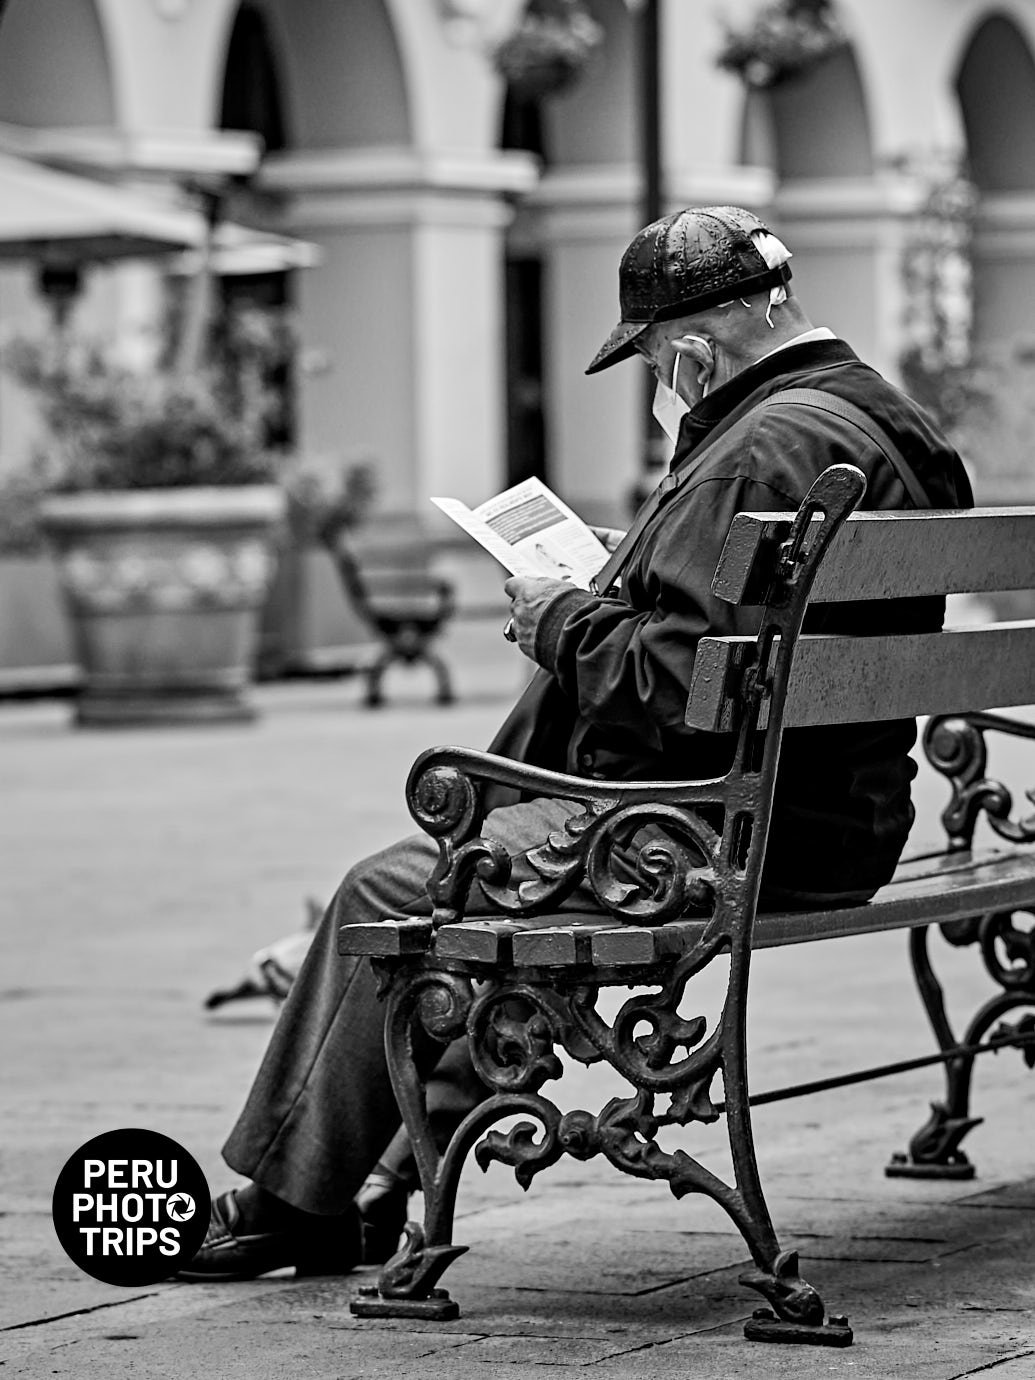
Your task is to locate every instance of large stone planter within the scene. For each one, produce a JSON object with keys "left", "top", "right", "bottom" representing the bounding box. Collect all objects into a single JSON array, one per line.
[{"left": 40, "top": 486, "right": 285, "bottom": 726}]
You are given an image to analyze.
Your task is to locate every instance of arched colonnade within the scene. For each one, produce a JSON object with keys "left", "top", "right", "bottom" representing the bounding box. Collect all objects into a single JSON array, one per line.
[{"left": 0, "top": 0, "right": 1033, "bottom": 519}]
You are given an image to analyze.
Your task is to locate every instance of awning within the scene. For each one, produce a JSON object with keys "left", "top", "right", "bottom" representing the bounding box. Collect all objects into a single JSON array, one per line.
[
  {"left": 0, "top": 150, "right": 318, "bottom": 271},
  {"left": 171, "top": 225, "right": 322, "bottom": 277},
  {"left": 0, "top": 151, "right": 220, "bottom": 262}
]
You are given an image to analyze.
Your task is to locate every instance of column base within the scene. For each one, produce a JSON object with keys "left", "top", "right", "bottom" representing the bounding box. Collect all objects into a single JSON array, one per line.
[{"left": 76, "top": 688, "right": 256, "bottom": 728}]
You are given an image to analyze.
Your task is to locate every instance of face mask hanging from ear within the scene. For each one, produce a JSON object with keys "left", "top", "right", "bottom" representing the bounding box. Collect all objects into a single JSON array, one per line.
[
  {"left": 651, "top": 353, "right": 690, "bottom": 443},
  {"left": 651, "top": 336, "right": 714, "bottom": 443}
]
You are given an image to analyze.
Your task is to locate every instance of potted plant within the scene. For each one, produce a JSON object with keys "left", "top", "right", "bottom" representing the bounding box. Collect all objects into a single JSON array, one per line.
[
  {"left": 716, "top": 0, "right": 847, "bottom": 90},
  {"left": 491, "top": 0, "right": 603, "bottom": 99},
  {"left": 3, "top": 307, "right": 289, "bottom": 726}
]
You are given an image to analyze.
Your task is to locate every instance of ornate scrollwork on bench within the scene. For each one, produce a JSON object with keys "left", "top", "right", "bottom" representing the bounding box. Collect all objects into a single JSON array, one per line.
[
  {"left": 897, "top": 714, "right": 1035, "bottom": 1176},
  {"left": 355, "top": 466, "right": 873, "bottom": 1342},
  {"left": 406, "top": 746, "right": 724, "bottom": 927},
  {"left": 892, "top": 902, "right": 1035, "bottom": 1179},
  {"left": 924, "top": 712, "right": 1035, "bottom": 851},
  {"left": 979, "top": 909, "right": 1035, "bottom": 990}
]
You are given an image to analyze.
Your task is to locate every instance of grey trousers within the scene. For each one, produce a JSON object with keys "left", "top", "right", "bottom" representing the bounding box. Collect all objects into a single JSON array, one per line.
[{"left": 222, "top": 797, "right": 581, "bottom": 1215}]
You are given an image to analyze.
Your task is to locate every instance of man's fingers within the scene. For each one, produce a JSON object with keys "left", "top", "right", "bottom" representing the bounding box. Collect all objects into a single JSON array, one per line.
[{"left": 590, "top": 525, "right": 626, "bottom": 554}]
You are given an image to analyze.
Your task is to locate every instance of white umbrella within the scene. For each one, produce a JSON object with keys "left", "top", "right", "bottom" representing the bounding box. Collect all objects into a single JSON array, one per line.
[
  {"left": 0, "top": 150, "right": 319, "bottom": 339},
  {"left": 0, "top": 150, "right": 220, "bottom": 262},
  {"left": 170, "top": 224, "right": 322, "bottom": 278}
]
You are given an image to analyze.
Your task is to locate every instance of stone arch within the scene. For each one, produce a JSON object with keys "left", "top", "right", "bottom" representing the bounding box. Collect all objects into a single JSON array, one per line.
[
  {"left": 218, "top": 1, "right": 288, "bottom": 152},
  {"left": 497, "top": 0, "right": 635, "bottom": 166},
  {"left": 540, "top": 0, "right": 635, "bottom": 166},
  {"left": 0, "top": 0, "right": 116, "bottom": 126},
  {"left": 739, "top": 44, "right": 874, "bottom": 180},
  {"left": 242, "top": 0, "right": 411, "bottom": 150},
  {"left": 956, "top": 11, "right": 1035, "bottom": 192},
  {"left": 736, "top": 42, "right": 880, "bottom": 373},
  {"left": 956, "top": 10, "right": 1035, "bottom": 347},
  {"left": 496, "top": 1, "right": 637, "bottom": 497},
  {"left": 953, "top": 10, "right": 1035, "bottom": 497}
]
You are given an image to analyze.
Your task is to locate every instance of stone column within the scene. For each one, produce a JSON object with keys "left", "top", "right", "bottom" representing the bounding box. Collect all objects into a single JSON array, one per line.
[
  {"left": 260, "top": 147, "right": 538, "bottom": 517},
  {"left": 771, "top": 176, "right": 918, "bottom": 382},
  {"left": 256, "top": 147, "right": 538, "bottom": 646}
]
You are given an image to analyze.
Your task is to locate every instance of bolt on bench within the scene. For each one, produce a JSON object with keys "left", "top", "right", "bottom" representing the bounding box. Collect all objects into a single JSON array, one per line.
[{"left": 339, "top": 464, "right": 1035, "bottom": 1347}]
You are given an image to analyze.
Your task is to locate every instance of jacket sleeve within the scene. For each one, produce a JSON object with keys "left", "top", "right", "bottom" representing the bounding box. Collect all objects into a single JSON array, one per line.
[{"left": 532, "top": 472, "right": 801, "bottom": 751}]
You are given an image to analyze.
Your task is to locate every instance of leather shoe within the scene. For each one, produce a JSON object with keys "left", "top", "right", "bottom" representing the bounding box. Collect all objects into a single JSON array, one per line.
[{"left": 175, "top": 1190, "right": 363, "bottom": 1282}]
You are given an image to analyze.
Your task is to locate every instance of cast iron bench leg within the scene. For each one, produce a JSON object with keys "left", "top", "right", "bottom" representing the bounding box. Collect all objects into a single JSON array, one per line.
[
  {"left": 351, "top": 963, "right": 475, "bottom": 1320},
  {"left": 363, "top": 649, "right": 395, "bottom": 708},
  {"left": 362, "top": 635, "right": 453, "bottom": 708},
  {"left": 351, "top": 953, "right": 852, "bottom": 1344},
  {"left": 424, "top": 649, "right": 455, "bottom": 706},
  {"left": 888, "top": 917, "right": 1035, "bottom": 1179}
]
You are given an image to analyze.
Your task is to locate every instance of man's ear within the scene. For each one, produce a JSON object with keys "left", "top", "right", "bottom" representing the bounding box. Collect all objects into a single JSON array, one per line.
[{"left": 672, "top": 334, "right": 714, "bottom": 387}]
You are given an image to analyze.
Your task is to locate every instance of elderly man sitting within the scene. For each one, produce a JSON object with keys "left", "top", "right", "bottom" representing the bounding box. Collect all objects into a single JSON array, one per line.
[{"left": 179, "top": 205, "right": 972, "bottom": 1280}]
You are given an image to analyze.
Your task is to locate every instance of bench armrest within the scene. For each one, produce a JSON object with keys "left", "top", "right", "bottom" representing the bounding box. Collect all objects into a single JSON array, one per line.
[{"left": 405, "top": 745, "right": 727, "bottom": 928}]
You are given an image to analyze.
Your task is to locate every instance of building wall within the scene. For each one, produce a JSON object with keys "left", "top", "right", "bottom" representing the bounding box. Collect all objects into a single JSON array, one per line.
[{"left": 3, "top": 0, "right": 1035, "bottom": 526}]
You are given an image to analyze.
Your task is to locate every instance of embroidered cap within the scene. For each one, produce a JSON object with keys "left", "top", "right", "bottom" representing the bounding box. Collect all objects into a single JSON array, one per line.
[{"left": 585, "top": 205, "right": 793, "bottom": 375}]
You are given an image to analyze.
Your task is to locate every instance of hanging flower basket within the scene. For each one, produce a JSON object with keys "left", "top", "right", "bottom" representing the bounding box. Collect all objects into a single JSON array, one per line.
[
  {"left": 716, "top": 0, "right": 848, "bottom": 90},
  {"left": 492, "top": 1, "right": 603, "bottom": 100}
]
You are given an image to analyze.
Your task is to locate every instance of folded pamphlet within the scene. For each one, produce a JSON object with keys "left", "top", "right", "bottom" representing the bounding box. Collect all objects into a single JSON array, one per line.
[{"left": 431, "top": 477, "right": 609, "bottom": 591}]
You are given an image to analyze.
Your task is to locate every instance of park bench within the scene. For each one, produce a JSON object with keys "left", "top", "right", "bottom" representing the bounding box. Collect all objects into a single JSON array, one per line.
[
  {"left": 339, "top": 463, "right": 1035, "bottom": 1347},
  {"left": 322, "top": 521, "right": 456, "bottom": 708}
]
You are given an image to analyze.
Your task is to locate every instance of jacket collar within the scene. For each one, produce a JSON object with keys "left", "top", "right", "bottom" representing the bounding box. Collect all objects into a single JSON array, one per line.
[{"left": 671, "top": 338, "right": 860, "bottom": 469}]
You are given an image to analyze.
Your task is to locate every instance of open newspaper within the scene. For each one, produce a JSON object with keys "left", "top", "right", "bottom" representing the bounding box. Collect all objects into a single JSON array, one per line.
[{"left": 431, "top": 477, "right": 609, "bottom": 591}]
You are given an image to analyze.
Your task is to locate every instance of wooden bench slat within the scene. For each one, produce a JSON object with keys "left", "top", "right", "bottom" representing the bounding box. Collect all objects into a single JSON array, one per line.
[
  {"left": 756, "top": 849, "right": 1035, "bottom": 947},
  {"left": 590, "top": 923, "right": 693, "bottom": 966},
  {"left": 338, "top": 918, "right": 434, "bottom": 957},
  {"left": 715, "top": 508, "right": 1035, "bottom": 606},
  {"left": 511, "top": 921, "right": 623, "bottom": 967},
  {"left": 340, "top": 850, "right": 1035, "bottom": 967},
  {"left": 686, "top": 621, "right": 1035, "bottom": 731},
  {"left": 591, "top": 849, "right": 1035, "bottom": 963},
  {"left": 435, "top": 919, "right": 528, "bottom": 964}
]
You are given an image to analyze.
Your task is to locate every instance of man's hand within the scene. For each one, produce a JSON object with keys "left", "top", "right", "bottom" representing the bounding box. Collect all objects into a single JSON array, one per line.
[
  {"left": 503, "top": 575, "right": 575, "bottom": 660},
  {"left": 590, "top": 525, "right": 626, "bottom": 554}
]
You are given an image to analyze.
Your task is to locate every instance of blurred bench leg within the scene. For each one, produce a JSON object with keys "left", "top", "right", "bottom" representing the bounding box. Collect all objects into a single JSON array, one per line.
[{"left": 423, "top": 646, "right": 454, "bottom": 705}]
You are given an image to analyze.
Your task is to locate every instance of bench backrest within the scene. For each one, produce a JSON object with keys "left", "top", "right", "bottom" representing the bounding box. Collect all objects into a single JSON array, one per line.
[
  {"left": 325, "top": 522, "right": 455, "bottom": 627},
  {"left": 686, "top": 487, "right": 1035, "bottom": 733},
  {"left": 398, "top": 465, "right": 1035, "bottom": 945}
]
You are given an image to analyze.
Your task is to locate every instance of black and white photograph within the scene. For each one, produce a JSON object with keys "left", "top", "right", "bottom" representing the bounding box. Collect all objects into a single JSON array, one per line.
[{"left": 3, "top": 2, "right": 1035, "bottom": 1376}]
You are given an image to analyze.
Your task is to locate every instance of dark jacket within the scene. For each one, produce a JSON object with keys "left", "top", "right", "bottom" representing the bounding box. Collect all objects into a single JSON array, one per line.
[{"left": 532, "top": 339, "right": 973, "bottom": 901}]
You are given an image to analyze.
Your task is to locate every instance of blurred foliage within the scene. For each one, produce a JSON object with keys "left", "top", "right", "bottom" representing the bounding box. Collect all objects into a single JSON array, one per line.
[
  {"left": 716, "top": 0, "right": 847, "bottom": 89},
  {"left": 895, "top": 154, "right": 992, "bottom": 437},
  {"left": 0, "top": 302, "right": 379, "bottom": 551},
  {"left": 279, "top": 452, "right": 378, "bottom": 547},
  {"left": 492, "top": 0, "right": 602, "bottom": 99},
  {"left": 0, "top": 460, "right": 51, "bottom": 555},
  {"left": 1, "top": 305, "right": 286, "bottom": 492},
  {"left": 895, "top": 153, "right": 1035, "bottom": 500}
]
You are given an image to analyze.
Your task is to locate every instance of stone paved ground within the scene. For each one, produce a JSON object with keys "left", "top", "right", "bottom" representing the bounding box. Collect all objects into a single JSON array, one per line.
[{"left": 2, "top": 617, "right": 1035, "bottom": 1378}]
